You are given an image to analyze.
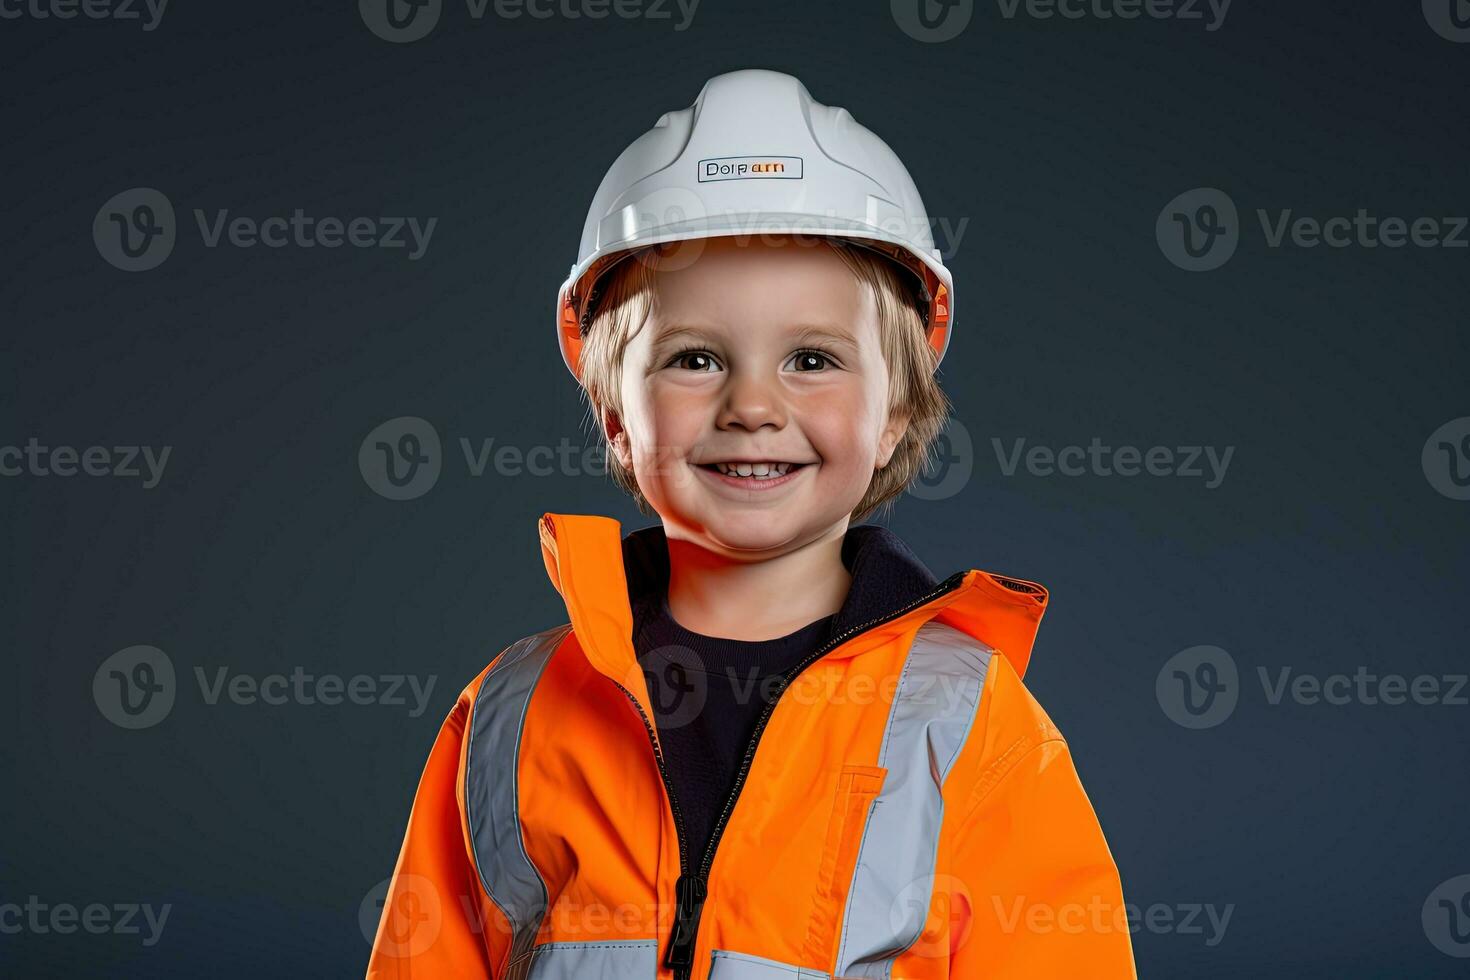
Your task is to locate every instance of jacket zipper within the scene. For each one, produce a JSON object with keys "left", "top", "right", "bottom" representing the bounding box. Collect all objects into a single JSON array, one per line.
[
  {"left": 608, "top": 677, "right": 701, "bottom": 977},
  {"left": 622, "top": 568, "right": 970, "bottom": 980}
]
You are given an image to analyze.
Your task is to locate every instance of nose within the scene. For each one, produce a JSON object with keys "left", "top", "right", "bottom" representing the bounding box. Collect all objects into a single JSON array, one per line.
[{"left": 715, "top": 365, "right": 787, "bottom": 433}]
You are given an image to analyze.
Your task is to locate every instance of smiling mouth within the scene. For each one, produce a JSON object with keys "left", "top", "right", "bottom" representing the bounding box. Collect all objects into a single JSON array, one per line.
[{"left": 696, "top": 461, "right": 810, "bottom": 480}]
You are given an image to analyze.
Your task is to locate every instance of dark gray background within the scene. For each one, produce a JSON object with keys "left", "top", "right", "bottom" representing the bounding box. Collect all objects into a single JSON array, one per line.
[{"left": 2, "top": 1, "right": 1467, "bottom": 976}]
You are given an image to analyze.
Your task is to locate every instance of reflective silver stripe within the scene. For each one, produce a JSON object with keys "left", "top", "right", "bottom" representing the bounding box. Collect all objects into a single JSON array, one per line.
[
  {"left": 834, "top": 621, "right": 992, "bottom": 979},
  {"left": 709, "top": 948, "right": 832, "bottom": 979},
  {"left": 465, "top": 625, "right": 572, "bottom": 980},
  {"left": 522, "top": 939, "right": 658, "bottom": 979}
]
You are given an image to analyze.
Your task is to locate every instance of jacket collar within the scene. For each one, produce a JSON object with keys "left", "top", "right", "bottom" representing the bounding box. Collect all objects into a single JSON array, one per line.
[
  {"left": 538, "top": 512, "right": 1049, "bottom": 706},
  {"left": 620, "top": 516, "right": 944, "bottom": 642}
]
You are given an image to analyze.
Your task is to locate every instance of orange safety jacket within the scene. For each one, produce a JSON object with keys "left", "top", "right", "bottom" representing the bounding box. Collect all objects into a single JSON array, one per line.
[{"left": 366, "top": 512, "right": 1137, "bottom": 979}]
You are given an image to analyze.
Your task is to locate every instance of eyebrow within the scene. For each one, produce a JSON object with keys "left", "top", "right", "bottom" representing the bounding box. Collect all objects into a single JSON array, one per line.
[
  {"left": 650, "top": 325, "right": 716, "bottom": 348},
  {"left": 790, "top": 324, "right": 859, "bottom": 347},
  {"left": 651, "top": 323, "right": 859, "bottom": 349}
]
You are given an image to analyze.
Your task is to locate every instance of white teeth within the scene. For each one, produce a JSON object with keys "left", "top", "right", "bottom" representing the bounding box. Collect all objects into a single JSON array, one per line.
[{"left": 714, "top": 461, "right": 793, "bottom": 479}]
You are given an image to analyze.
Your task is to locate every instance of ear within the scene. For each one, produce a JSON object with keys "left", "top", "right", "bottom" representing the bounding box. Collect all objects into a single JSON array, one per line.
[
  {"left": 876, "top": 407, "right": 911, "bottom": 470},
  {"left": 602, "top": 405, "right": 634, "bottom": 471}
]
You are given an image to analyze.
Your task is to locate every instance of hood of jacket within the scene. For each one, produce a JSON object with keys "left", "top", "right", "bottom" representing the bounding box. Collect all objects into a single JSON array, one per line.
[{"left": 537, "top": 512, "right": 1050, "bottom": 708}]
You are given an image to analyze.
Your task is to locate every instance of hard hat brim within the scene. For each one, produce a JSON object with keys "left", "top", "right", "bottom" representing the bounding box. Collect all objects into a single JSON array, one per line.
[{"left": 556, "top": 219, "right": 953, "bottom": 384}]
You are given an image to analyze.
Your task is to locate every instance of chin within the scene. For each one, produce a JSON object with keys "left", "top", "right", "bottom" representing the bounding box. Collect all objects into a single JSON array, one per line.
[
  {"left": 687, "top": 510, "right": 805, "bottom": 554},
  {"left": 711, "top": 509, "right": 850, "bottom": 556}
]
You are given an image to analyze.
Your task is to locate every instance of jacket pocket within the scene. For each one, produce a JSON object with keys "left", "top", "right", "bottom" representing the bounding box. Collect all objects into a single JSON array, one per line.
[{"left": 800, "top": 763, "right": 888, "bottom": 970}]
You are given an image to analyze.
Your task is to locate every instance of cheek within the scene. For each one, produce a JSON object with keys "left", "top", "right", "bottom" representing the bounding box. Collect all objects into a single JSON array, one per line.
[
  {"left": 805, "top": 382, "right": 882, "bottom": 443},
  {"left": 629, "top": 384, "right": 707, "bottom": 457},
  {"left": 798, "top": 389, "right": 886, "bottom": 460}
]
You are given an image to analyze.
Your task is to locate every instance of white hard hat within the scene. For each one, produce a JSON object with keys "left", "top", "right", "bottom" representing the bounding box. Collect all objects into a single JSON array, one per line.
[{"left": 555, "top": 68, "right": 954, "bottom": 384}]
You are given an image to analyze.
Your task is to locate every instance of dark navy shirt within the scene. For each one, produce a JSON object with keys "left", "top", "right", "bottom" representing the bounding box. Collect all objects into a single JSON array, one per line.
[
  {"left": 620, "top": 522, "right": 944, "bottom": 875},
  {"left": 633, "top": 591, "right": 834, "bottom": 869}
]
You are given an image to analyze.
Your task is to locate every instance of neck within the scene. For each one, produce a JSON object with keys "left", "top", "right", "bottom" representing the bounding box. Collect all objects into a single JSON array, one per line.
[{"left": 662, "top": 523, "right": 852, "bottom": 641}]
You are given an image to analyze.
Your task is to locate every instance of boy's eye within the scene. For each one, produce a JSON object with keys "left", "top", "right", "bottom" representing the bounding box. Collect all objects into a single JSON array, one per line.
[
  {"left": 789, "top": 349, "right": 835, "bottom": 372},
  {"left": 670, "top": 349, "right": 719, "bottom": 372},
  {"left": 665, "top": 347, "right": 838, "bottom": 372}
]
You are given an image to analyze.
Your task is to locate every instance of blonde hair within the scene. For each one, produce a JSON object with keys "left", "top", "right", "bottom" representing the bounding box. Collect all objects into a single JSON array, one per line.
[{"left": 577, "top": 237, "right": 953, "bottom": 524}]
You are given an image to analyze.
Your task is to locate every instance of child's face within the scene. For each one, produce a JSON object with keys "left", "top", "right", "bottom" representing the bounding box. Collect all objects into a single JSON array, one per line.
[{"left": 605, "top": 236, "right": 909, "bottom": 557}]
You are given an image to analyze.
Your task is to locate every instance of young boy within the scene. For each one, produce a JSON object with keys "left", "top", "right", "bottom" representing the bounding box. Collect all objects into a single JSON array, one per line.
[{"left": 366, "top": 69, "right": 1136, "bottom": 979}]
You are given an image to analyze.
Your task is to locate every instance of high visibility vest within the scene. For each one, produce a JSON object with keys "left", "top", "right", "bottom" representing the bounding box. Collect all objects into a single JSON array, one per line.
[{"left": 366, "top": 513, "right": 1137, "bottom": 979}]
